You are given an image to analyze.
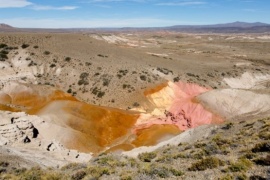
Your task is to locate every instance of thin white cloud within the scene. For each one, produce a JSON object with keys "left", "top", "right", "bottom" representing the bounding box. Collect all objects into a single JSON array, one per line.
[
  {"left": 156, "top": 1, "right": 206, "bottom": 6},
  {"left": 0, "top": 0, "right": 32, "bottom": 8},
  {"left": 0, "top": 0, "right": 78, "bottom": 10},
  {"left": 31, "top": 5, "right": 78, "bottom": 10}
]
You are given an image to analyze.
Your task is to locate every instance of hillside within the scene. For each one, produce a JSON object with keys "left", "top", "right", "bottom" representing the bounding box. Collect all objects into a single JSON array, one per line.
[
  {"left": 1, "top": 117, "right": 269, "bottom": 179},
  {"left": 0, "top": 31, "right": 270, "bottom": 179}
]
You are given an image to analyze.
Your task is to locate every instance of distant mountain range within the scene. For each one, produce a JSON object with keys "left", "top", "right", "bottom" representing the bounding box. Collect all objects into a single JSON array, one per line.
[
  {"left": 0, "top": 23, "right": 14, "bottom": 30},
  {"left": 1, "top": 21, "right": 270, "bottom": 33},
  {"left": 164, "top": 21, "right": 270, "bottom": 33},
  {"left": 168, "top": 21, "right": 269, "bottom": 28}
]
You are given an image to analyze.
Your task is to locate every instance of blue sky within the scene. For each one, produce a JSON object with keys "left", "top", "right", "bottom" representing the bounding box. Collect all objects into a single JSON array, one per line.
[{"left": 0, "top": 0, "right": 269, "bottom": 28}]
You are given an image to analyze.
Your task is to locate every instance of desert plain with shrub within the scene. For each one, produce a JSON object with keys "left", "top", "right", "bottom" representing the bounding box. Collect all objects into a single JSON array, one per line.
[{"left": 0, "top": 23, "right": 269, "bottom": 179}]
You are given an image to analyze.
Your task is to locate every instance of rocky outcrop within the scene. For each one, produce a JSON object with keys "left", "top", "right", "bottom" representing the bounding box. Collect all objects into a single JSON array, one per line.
[
  {"left": 198, "top": 89, "right": 270, "bottom": 120},
  {"left": 0, "top": 81, "right": 222, "bottom": 154},
  {"left": 0, "top": 79, "right": 270, "bottom": 159},
  {"left": 135, "top": 81, "right": 223, "bottom": 131},
  {"left": 0, "top": 110, "right": 92, "bottom": 167},
  {"left": 223, "top": 72, "right": 270, "bottom": 89},
  {"left": 0, "top": 112, "right": 36, "bottom": 144}
]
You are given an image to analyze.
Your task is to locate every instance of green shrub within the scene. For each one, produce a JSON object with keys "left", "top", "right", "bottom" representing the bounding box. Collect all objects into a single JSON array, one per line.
[
  {"left": 78, "top": 80, "right": 88, "bottom": 86},
  {"left": 44, "top": 51, "right": 50, "bottom": 55},
  {"left": 203, "top": 143, "right": 220, "bottom": 155},
  {"left": 0, "top": 161, "right": 9, "bottom": 167},
  {"left": 12, "top": 167, "right": 27, "bottom": 175},
  {"left": 102, "top": 79, "right": 110, "bottom": 86},
  {"left": 43, "top": 172, "right": 64, "bottom": 180},
  {"left": 155, "top": 154, "right": 173, "bottom": 163},
  {"left": 169, "top": 168, "right": 184, "bottom": 176},
  {"left": 0, "top": 43, "right": 7, "bottom": 48},
  {"left": 220, "top": 174, "right": 233, "bottom": 180},
  {"left": 65, "top": 57, "right": 71, "bottom": 62},
  {"left": 141, "top": 165, "right": 170, "bottom": 178},
  {"left": 133, "top": 102, "right": 140, "bottom": 107},
  {"left": 250, "top": 175, "right": 267, "bottom": 180},
  {"left": 71, "top": 170, "right": 86, "bottom": 180},
  {"left": 242, "top": 152, "right": 257, "bottom": 160},
  {"left": 0, "top": 50, "right": 9, "bottom": 54},
  {"left": 94, "top": 156, "right": 125, "bottom": 167},
  {"left": 236, "top": 173, "right": 248, "bottom": 180},
  {"left": 258, "top": 131, "right": 270, "bottom": 140},
  {"left": 80, "top": 72, "right": 89, "bottom": 79},
  {"left": 173, "top": 77, "right": 180, "bottom": 82},
  {"left": 221, "top": 122, "right": 233, "bottom": 130},
  {"left": 140, "top": 75, "right": 147, "bottom": 81},
  {"left": 50, "top": 64, "right": 56, "bottom": 68},
  {"left": 252, "top": 142, "right": 270, "bottom": 153},
  {"left": 0, "top": 53, "right": 8, "bottom": 59},
  {"left": 86, "top": 166, "right": 112, "bottom": 179},
  {"left": 188, "top": 157, "right": 224, "bottom": 171},
  {"left": 253, "top": 155, "right": 270, "bottom": 166},
  {"left": 97, "top": 54, "right": 108, "bottom": 58},
  {"left": 97, "top": 91, "right": 105, "bottom": 98},
  {"left": 0, "top": 168, "right": 7, "bottom": 174},
  {"left": 61, "top": 163, "right": 82, "bottom": 171},
  {"left": 20, "top": 167, "right": 43, "bottom": 180},
  {"left": 228, "top": 158, "right": 252, "bottom": 172},
  {"left": 138, "top": 152, "right": 157, "bottom": 162},
  {"left": 120, "top": 175, "right": 132, "bottom": 180},
  {"left": 21, "top": 44, "right": 29, "bottom": 49}
]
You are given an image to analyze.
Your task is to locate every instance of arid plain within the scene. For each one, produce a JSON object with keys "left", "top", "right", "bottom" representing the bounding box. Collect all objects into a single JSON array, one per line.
[{"left": 0, "top": 30, "right": 269, "bottom": 179}]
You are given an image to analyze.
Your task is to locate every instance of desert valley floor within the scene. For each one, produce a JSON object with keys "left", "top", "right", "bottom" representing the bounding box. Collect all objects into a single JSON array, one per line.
[{"left": 0, "top": 31, "right": 269, "bottom": 179}]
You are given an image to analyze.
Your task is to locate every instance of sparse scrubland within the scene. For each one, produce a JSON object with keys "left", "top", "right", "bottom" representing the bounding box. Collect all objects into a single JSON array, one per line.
[
  {"left": 0, "top": 32, "right": 270, "bottom": 179},
  {"left": 0, "top": 117, "right": 269, "bottom": 179}
]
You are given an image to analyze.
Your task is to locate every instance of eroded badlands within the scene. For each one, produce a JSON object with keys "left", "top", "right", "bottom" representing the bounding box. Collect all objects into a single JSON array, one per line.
[{"left": 0, "top": 32, "right": 270, "bottom": 168}]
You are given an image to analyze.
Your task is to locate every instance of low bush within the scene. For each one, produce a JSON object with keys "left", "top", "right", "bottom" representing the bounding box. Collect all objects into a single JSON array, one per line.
[
  {"left": 252, "top": 142, "right": 270, "bottom": 153},
  {"left": 188, "top": 157, "right": 224, "bottom": 171},
  {"left": 0, "top": 43, "right": 8, "bottom": 48},
  {"left": 0, "top": 53, "right": 8, "bottom": 59},
  {"left": 253, "top": 155, "right": 270, "bottom": 166},
  {"left": 228, "top": 158, "right": 252, "bottom": 172},
  {"left": 21, "top": 44, "right": 29, "bottom": 49},
  {"left": 44, "top": 51, "right": 50, "bottom": 55},
  {"left": 138, "top": 152, "right": 157, "bottom": 162},
  {"left": 140, "top": 75, "right": 147, "bottom": 81},
  {"left": 65, "top": 57, "right": 71, "bottom": 62},
  {"left": 71, "top": 170, "right": 86, "bottom": 180},
  {"left": 0, "top": 161, "right": 9, "bottom": 167}
]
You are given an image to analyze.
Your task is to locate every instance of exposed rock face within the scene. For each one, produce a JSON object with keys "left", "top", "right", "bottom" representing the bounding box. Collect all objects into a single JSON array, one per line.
[
  {"left": 1, "top": 74, "right": 270, "bottom": 165},
  {"left": 198, "top": 89, "right": 270, "bottom": 120},
  {"left": 0, "top": 81, "right": 224, "bottom": 154},
  {"left": 0, "top": 111, "right": 38, "bottom": 145},
  {"left": 0, "top": 111, "right": 92, "bottom": 168},
  {"left": 224, "top": 72, "right": 270, "bottom": 89},
  {"left": 135, "top": 81, "right": 223, "bottom": 131},
  {"left": 0, "top": 82, "right": 139, "bottom": 153},
  {"left": 0, "top": 82, "right": 77, "bottom": 113}
]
